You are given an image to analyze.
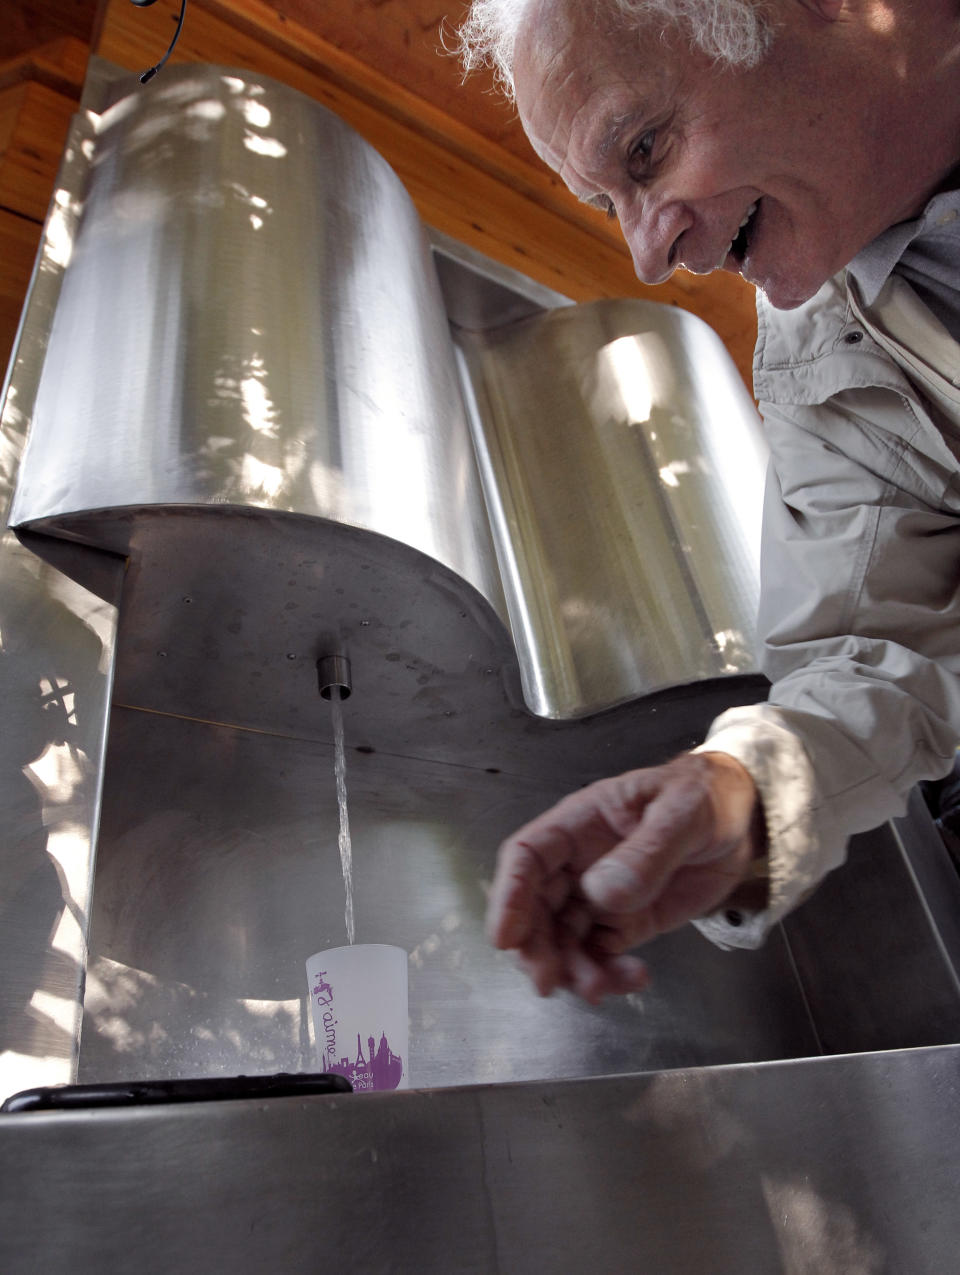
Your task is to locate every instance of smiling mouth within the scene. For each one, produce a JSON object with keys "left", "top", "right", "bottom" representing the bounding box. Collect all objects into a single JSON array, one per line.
[{"left": 724, "top": 200, "right": 759, "bottom": 267}]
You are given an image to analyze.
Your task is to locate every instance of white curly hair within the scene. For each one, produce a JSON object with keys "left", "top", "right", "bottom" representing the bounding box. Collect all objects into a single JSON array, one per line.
[{"left": 456, "top": 0, "right": 775, "bottom": 98}]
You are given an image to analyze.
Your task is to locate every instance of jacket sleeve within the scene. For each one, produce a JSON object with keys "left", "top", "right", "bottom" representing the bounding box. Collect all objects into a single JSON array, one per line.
[{"left": 693, "top": 385, "right": 960, "bottom": 950}]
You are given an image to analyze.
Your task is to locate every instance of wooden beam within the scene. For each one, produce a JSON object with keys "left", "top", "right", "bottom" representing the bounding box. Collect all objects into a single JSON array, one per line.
[
  {"left": 0, "top": 1, "right": 98, "bottom": 63},
  {"left": 0, "top": 29, "right": 86, "bottom": 377},
  {"left": 0, "top": 208, "right": 42, "bottom": 374},
  {"left": 0, "top": 36, "right": 89, "bottom": 96},
  {"left": 267, "top": 0, "right": 531, "bottom": 158},
  {"left": 0, "top": 80, "right": 79, "bottom": 222}
]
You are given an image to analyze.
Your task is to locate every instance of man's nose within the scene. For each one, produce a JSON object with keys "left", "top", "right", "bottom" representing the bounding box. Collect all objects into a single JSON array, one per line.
[{"left": 618, "top": 198, "right": 686, "bottom": 286}]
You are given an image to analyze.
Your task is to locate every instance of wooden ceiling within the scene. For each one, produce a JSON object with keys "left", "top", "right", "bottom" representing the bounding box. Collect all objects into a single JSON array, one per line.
[
  {"left": 0, "top": 0, "right": 540, "bottom": 156},
  {"left": 269, "top": 0, "right": 533, "bottom": 159},
  {"left": 0, "top": 0, "right": 99, "bottom": 61}
]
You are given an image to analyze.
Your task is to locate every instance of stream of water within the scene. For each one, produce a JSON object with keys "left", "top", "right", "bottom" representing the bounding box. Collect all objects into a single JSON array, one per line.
[{"left": 330, "top": 690, "right": 355, "bottom": 945}]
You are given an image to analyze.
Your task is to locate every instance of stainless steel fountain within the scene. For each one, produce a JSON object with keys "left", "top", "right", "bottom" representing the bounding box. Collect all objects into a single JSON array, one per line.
[{"left": 2, "top": 61, "right": 959, "bottom": 1274}]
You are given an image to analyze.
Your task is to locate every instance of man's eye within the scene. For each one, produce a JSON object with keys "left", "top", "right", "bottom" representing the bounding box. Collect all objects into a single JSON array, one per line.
[{"left": 627, "top": 130, "right": 657, "bottom": 176}]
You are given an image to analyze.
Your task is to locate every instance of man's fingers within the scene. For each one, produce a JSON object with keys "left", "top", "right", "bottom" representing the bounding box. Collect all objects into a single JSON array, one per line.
[
  {"left": 488, "top": 756, "right": 761, "bottom": 1002},
  {"left": 487, "top": 842, "right": 549, "bottom": 948},
  {"left": 602, "top": 954, "right": 650, "bottom": 996},
  {"left": 487, "top": 768, "right": 680, "bottom": 948},
  {"left": 591, "top": 913, "right": 660, "bottom": 953},
  {"left": 515, "top": 924, "right": 567, "bottom": 997},
  {"left": 578, "top": 755, "right": 758, "bottom": 916},
  {"left": 564, "top": 946, "right": 650, "bottom": 1003},
  {"left": 495, "top": 772, "right": 666, "bottom": 880},
  {"left": 557, "top": 896, "right": 594, "bottom": 940},
  {"left": 563, "top": 944, "right": 610, "bottom": 1004},
  {"left": 487, "top": 788, "right": 631, "bottom": 948},
  {"left": 591, "top": 857, "right": 753, "bottom": 951},
  {"left": 580, "top": 796, "right": 704, "bottom": 913},
  {"left": 489, "top": 772, "right": 700, "bottom": 954}
]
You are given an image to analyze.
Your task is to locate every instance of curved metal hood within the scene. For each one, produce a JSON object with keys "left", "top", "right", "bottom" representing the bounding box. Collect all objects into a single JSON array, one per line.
[{"left": 8, "top": 63, "right": 767, "bottom": 726}]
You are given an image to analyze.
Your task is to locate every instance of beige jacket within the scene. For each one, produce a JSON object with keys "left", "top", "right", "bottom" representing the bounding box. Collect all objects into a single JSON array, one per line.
[{"left": 695, "top": 271, "right": 960, "bottom": 949}]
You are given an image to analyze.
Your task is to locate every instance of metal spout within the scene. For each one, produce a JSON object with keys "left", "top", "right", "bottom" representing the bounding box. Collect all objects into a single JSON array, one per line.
[{"left": 317, "top": 654, "right": 352, "bottom": 700}]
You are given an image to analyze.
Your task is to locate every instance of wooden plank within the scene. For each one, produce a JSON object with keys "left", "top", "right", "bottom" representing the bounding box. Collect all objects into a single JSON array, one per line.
[
  {"left": 0, "top": 36, "right": 89, "bottom": 96},
  {"left": 0, "top": 1, "right": 98, "bottom": 63},
  {"left": 267, "top": 0, "right": 531, "bottom": 158},
  {"left": 0, "top": 208, "right": 42, "bottom": 378},
  {"left": 0, "top": 80, "right": 77, "bottom": 222},
  {"left": 0, "top": 85, "right": 20, "bottom": 162},
  {"left": 0, "top": 32, "right": 85, "bottom": 378}
]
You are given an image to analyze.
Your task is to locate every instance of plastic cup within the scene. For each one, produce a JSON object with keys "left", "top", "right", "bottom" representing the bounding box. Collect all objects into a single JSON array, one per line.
[{"left": 305, "top": 943, "right": 409, "bottom": 1091}]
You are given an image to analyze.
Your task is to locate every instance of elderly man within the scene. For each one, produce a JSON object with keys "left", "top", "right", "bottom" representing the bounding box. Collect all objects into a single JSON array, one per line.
[{"left": 458, "top": 0, "right": 960, "bottom": 1001}]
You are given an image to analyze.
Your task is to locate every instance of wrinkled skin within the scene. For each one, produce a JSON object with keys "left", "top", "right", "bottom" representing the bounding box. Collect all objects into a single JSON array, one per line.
[
  {"left": 487, "top": 752, "right": 761, "bottom": 1002},
  {"left": 513, "top": 0, "right": 960, "bottom": 309},
  {"left": 485, "top": 0, "right": 960, "bottom": 999}
]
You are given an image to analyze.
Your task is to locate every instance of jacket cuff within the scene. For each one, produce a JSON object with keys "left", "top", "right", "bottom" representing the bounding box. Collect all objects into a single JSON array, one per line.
[{"left": 689, "top": 704, "right": 834, "bottom": 950}]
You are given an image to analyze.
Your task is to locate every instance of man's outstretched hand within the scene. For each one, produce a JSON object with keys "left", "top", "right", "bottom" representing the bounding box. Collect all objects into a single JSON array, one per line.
[{"left": 486, "top": 752, "right": 763, "bottom": 1003}]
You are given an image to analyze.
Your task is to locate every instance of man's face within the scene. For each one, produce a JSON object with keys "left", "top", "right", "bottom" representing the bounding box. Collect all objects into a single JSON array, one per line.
[{"left": 514, "top": 0, "right": 928, "bottom": 309}]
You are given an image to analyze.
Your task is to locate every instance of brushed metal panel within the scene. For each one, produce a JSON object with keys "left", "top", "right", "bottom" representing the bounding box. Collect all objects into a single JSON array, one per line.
[
  {"left": 10, "top": 64, "right": 768, "bottom": 724},
  {"left": 780, "top": 803, "right": 960, "bottom": 1054},
  {"left": 0, "top": 538, "right": 120, "bottom": 1102},
  {"left": 892, "top": 786, "right": 960, "bottom": 992},
  {"left": 456, "top": 300, "right": 767, "bottom": 717},
  {"left": 1, "top": 66, "right": 774, "bottom": 1107},
  {"left": 429, "top": 226, "right": 574, "bottom": 330},
  {"left": 78, "top": 707, "right": 819, "bottom": 1089},
  {"left": 2, "top": 1046, "right": 958, "bottom": 1273},
  {"left": 22, "top": 504, "right": 770, "bottom": 777},
  {"left": 0, "top": 110, "right": 123, "bottom": 1104},
  {"left": 10, "top": 64, "right": 504, "bottom": 619}
]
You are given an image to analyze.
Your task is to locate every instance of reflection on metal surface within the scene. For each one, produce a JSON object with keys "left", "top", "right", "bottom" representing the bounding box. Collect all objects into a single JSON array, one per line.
[
  {"left": 3, "top": 58, "right": 960, "bottom": 1270},
  {"left": 456, "top": 300, "right": 766, "bottom": 717},
  {"left": 10, "top": 65, "right": 504, "bottom": 624},
  {"left": 0, "top": 107, "right": 122, "bottom": 1101},
  {"left": 429, "top": 225, "right": 574, "bottom": 330},
  {"left": 2, "top": 1045, "right": 958, "bottom": 1272},
  {"left": 780, "top": 798, "right": 960, "bottom": 1053},
  {"left": 892, "top": 786, "right": 960, "bottom": 997},
  {"left": 316, "top": 653, "right": 352, "bottom": 701},
  {"left": 77, "top": 709, "right": 819, "bottom": 1088},
  {"left": 10, "top": 63, "right": 764, "bottom": 723},
  {"left": 0, "top": 63, "right": 780, "bottom": 1113},
  {"left": 0, "top": 550, "right": 118, "bottom": 1102},
  {"left": 55, "top": 507, "right": 765, "bottom": 779}
]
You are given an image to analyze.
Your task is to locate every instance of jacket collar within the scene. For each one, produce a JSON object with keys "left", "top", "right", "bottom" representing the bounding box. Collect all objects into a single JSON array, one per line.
[{"left": 753, "top": 272, "right": 916, "bottom": 407}]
